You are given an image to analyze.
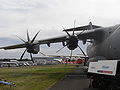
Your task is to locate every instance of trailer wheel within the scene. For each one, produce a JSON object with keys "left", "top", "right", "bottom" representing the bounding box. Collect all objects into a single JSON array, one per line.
[
  {"left": 108, "top": 85, "right": 118, "bottom": 90},
  {"left": 107, "top": 88, "right": 116, "bottom": 90},
  {"left": 92, "top": 79, "right": 99, "bottom": 88}
]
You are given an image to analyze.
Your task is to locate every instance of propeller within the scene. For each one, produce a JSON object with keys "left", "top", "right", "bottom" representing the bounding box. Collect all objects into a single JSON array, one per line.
[
  {"left": 16, "top": 30, "right": 41, "bottom": 63},
  {"left": 72, "top": 20, "right": 76, "bottom": 35},
  {"left": 56, "top": 20, "right": 87, "bottom": 61}
]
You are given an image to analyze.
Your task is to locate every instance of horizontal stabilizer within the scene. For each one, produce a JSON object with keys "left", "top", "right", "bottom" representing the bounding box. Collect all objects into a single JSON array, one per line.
[{"left": 63, "top": 22, "right": 102, "bottom": 31}]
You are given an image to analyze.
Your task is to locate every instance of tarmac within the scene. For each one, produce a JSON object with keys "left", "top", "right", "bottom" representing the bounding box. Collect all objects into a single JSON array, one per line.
[{"left": 48, "top": 64, "right": 100, "bottom": 90}]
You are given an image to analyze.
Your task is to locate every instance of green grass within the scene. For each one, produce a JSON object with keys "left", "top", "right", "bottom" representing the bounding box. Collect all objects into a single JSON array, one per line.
[{"left": 0, "top": 64, "right": 75, "bottom": 90}]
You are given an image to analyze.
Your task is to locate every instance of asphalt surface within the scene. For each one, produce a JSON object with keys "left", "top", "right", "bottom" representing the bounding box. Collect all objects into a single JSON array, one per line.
[{"left": 48, "top": 64, "right": 100, "bottom": 90}]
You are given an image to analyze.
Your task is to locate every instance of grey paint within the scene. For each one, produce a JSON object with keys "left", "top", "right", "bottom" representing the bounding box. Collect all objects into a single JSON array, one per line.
[{"left": 87, "top": 24, "right": 120, "bottom": 61}]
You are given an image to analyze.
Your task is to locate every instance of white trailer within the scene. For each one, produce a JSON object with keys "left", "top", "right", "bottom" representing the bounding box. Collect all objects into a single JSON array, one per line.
[{"left": 87, "top": 60, "right": 120, "bottom": 90}]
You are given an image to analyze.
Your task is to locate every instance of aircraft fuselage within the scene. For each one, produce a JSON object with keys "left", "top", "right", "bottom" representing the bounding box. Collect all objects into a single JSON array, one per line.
[{"left": 87, "top": 24, "right": 120, "bottom": 61}]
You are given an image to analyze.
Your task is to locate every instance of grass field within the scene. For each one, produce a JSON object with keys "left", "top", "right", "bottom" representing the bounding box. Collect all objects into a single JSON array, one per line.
[{"left": 0, "top": 64, "right": 76, "bottom": 90}]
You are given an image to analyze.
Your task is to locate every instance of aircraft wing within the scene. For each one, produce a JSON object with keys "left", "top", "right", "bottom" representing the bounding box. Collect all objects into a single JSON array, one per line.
[
  {"left": 0, "top": 43, "right": 26, "bottom": 50},
  {"left": 76, "top": 29, "right": 104, "bottom": 40},
  {"left": 0, "top": 28, "right": 104, "bottom": 50},
  {"left": 39, "top": 28, "right": 104, "bottom": 45},
  {"left": 0, "top": 35, "right": 66, "bottom": 50},
  {"left": 38, "top": 35, "right": 66, "bottom": 44}
]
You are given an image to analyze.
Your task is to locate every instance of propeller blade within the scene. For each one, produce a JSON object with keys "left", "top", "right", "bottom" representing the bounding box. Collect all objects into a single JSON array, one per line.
[
  {"left": 79, "top": 29, "right": 85, "bottom": 35},
  {"left": 70, "top": 50, "right": 73, "bottom": 60},
  {"left": 15, "top": 35, "right": 26, "bottom": 43},
  {"left": 56, "top": 44, "right": 67, "bottom": 53},
  {"left": 20, "top": 49, "right": 27, "bottom": 60},
  {"left": 73, "top": 20, "right": 76, "bottom": 35},
  {"left": 62, "top": 26, "right": 71, "bottom": 37},
  {"left": 30, "top": 53, "right": 34, "bottom": 63},
  {"left": 27, "top": 29, "right": 30, "bottom": 42},
  {"left": 31, "top": 31, "right": 40, "bottom": 43},
  {"left": 65, "top": 31, "right": 71, "bottom": 37},
  {"left": 77, "top": 45, "right": 86, "bottom": 57},
  {"left": 39, "top": 51, "right": 46, "bottom": 56}
]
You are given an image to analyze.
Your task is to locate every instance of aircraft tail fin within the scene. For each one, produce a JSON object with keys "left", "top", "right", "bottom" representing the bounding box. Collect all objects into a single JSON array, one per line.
[{"left": 88, "top": 22, "right": 93, "bottom": 30}]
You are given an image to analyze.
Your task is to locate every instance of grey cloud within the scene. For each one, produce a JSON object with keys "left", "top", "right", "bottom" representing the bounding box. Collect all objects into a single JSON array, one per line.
[
  {"left": 0, "top": 37, "right": 21, "bottom": 46},
  {"left": 0, "top": 0, "right": 53, "bottom": 13}
]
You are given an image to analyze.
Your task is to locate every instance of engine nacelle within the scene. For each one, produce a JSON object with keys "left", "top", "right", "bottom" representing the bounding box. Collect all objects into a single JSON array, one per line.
[
  {"left": 27, "top": 44, "right": 40, "bottom": 54},
  {"left": 66, "top": 36, "right": 78, "bottom": 50}
]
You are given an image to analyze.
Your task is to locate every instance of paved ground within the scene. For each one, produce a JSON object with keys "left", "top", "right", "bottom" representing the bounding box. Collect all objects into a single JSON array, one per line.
[{"left": 48, "top": 65, "right": 100, "bottom": 90}]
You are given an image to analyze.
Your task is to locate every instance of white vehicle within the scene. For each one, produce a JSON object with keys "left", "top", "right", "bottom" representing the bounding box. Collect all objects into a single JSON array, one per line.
[
  {"left": 0, "top": 62, "right": 19, "bottom": 67},
  {"left": 87, "top": 60, "right": 120, "bottom": 90},
  {"left": 88, "top": 60, "right": 118, "bottom": 76}
]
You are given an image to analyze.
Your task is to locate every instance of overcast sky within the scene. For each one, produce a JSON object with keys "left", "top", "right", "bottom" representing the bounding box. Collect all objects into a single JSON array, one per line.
[{"left": 0, "top": 0, "right": 120, "bottom": 59}]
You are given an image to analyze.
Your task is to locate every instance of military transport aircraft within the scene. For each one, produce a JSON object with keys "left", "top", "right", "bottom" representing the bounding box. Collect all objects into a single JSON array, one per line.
[{"left": 0, "top": 22, "right": 120, "bottom": 64}]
